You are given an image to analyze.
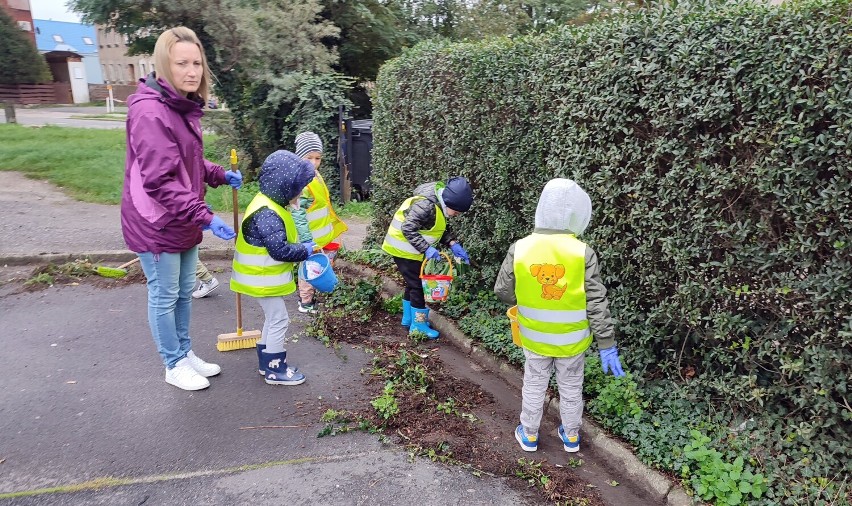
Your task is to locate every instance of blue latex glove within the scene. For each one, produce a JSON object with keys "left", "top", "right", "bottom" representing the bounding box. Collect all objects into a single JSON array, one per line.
[
  {"left": 303, "top": 241, "right": 317, "bottom": 256},
  {"left": 224, "top": 170, "right": 243, "bottom": 190},
  {"left": 599, "top": 346, "right": 625, "bottom": 377},
  {"left": 424, "top": 246, "right": 441, "bottom": 260},
  {"left": 450, "top": 242, "right": 470, "bottom": 264},
  {"left": 207, "top": 215, "right": 236, "bottom": 240}
]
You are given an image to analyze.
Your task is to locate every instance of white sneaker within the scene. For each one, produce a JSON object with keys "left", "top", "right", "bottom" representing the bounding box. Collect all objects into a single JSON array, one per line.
[
  {"left": 186, "top": 350, "right": 221, "bottom": 377},
  {"left": 165, "top": 358, "right": 210, "bottom": 390},
  {"left": 192, "top": 277, "right": 220, "bottom": 299}
]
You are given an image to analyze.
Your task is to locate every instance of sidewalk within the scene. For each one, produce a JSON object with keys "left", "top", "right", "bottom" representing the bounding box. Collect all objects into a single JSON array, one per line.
[
  {"left": 0, "top": 173, "right": 539, "bottom": 505},
  {"left": 0, "top": 172, "right": 366, "bottom": 265},
  {"left": 0, "top": 172, "right": 681, "bottom": 505}
]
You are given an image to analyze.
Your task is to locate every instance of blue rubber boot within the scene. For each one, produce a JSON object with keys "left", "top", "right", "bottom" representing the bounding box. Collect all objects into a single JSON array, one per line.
[
  {"left": 257, "top": 343, "right": 265, "bottom": 375},
  {"left": 409, "top": 307, "right": 439, "bottom": 339},
  {"left": 261, "top": 350, "right": 306, "bottom": 385},
  {"left": 401, "top": 299, "right": 412, "bottom": 327},
  {"left": 257, "top": 343, "right": 297, "bottom": 374}
]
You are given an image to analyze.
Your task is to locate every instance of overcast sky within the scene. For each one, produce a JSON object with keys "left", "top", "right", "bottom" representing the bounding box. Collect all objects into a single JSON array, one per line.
[{"left": 29, "top": 0, "right": 82, "bottom": 22}]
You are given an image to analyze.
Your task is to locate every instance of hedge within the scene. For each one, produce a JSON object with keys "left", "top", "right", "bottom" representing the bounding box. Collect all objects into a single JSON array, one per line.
[{"left": 367, "top": 0, "right": 851, "bottom": 502}]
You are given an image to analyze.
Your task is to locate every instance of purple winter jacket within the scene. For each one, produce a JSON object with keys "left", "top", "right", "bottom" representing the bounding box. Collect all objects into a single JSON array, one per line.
[{"left": 121, "top": 76, "right": 227, "bottom": 253}]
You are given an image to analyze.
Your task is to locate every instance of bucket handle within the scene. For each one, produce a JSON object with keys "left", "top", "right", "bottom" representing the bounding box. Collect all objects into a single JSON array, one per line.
[{"left": 420, "top": 251, "right": 453, "bottom": 278}]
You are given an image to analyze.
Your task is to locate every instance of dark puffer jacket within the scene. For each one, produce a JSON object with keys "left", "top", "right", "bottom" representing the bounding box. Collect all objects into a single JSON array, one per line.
[
  {"left": 241, "top": 150, "right": 315, "bottom": 263},
  {"left": 400, "top": 182, "right": 459, "bottom": 253}
]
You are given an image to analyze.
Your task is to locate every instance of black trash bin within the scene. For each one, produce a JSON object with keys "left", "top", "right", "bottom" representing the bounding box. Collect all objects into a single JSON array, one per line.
[
  {"left": 349, "top": 119, "right": 373, "bottom": 201},
  {"left": 338, "top": 108, "right": 373, "bottom": 202}
]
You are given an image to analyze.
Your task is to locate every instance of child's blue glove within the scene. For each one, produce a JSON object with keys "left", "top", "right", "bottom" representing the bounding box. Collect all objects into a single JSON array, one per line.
[
  {"left": 303, "top": 241, "right": 317, "bottom": 256},
  {"left": 224, "top": 170, "right": 242, "bottom": 190},
  {"left": 599, "top": 346, "right": 625, "bottom": 377},
  {"left": 207, "top": 215, "right": 236, "bottom": 240},
  {"left": 424, "top": 246, "right": 441, "bottom": 260},
  {"left": 450, "top": 243, "right": 470, "bottom": 264}
]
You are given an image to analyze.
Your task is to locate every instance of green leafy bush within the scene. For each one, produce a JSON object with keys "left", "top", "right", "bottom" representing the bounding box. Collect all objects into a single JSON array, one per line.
[
  {"left": 369, "top": 0, "right": 852, "bottom": 501},
  {"left": 681, "top": 430, "right": 768, "bottom": 505}
]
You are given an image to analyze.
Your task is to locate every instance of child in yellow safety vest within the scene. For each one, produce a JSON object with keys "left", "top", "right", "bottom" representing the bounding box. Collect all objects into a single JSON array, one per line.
[
  {"left": 291, "top": 132, "right": 348, "bottom": 314},
  {"left": 381, "top": 177, "right": 474, "bottom": 339},
  {"left": 230, "top": 150, "right": 317, "bottom": 386},
  {"left": 493, "top": 178, "right": 626, "bottom": 454}
]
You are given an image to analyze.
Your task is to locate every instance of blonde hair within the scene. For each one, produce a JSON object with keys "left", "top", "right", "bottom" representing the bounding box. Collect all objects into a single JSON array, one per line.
[{"left": 152, "top": 27, "right": 211, "bottom": 102}]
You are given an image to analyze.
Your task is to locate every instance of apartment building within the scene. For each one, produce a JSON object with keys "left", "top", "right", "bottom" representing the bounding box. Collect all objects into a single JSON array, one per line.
[
  {"left": 97, "top": 25, "right": 153, "bottom": 85},
  {"left": 0, "top": 0, "right": 36, "bottom": 44}
]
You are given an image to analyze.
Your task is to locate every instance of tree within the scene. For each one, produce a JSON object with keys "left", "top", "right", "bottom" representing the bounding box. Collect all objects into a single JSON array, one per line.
[
  {"left": 320, "top": 0, "right": 419, "bottom": 82},
  {"left": 70, "top": 0, "right": 351, "bottom": 173},
  {"left": 0, "top": 8, "right": 51, "bottom": 85}
]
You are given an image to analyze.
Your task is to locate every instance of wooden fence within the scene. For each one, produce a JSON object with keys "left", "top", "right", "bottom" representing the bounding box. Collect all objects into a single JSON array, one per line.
[
  {"left": 0, "top": 83, "right": 71, "bottom": 105},
  {"left": 88, "top": 84, "right": 136, "bottom": 103}
]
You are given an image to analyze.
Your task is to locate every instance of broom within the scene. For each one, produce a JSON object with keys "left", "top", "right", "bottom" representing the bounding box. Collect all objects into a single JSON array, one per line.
[
  {"left": 94, "top": 258, "right": 140, "bottom": 278},
  {"left": 217, "top": 149, "right": 262, "bottom": 351}
]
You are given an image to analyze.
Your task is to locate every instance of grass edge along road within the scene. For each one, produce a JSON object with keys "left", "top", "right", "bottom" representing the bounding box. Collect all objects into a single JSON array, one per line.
[{"left": 0, "top": 124, "right": 371, "bottom": 218}]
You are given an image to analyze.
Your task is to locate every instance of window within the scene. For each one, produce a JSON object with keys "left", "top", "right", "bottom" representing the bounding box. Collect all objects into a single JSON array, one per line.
[
  {"left": 140, "top": 63, "right": 146, "bottom": 76},
  {"left": 52, "top": 35, "right": 63, "bottom": 43},
  {"left": 17, "top": 21, "right": 32, "bottom": 31},
  {"left": 82, "top": 37, "right": 93, "bottom": 45}
]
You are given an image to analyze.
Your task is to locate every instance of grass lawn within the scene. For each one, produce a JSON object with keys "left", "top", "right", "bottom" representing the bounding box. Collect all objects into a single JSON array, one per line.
[
  {"left": 0, "top": 124, "right": 246, "bottom": 210},
  {"left": 0, "top": 124, "right": 128, "bottom": 204},
  {"left": 73, "top": 113, "right": 128, "bottom": 121},
  {"left": 0, "top": 124, "right": 373, "bottom": 219}
]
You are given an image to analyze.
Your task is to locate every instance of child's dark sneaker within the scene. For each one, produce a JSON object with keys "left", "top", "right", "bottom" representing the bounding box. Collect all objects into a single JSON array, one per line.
[
  {"left": 298, "top": 300, "right": 317, "bottom": 314},
  {"left": 557, "top": 425, "right": 580, "bottom": 453},
  {"left": 515, "top": 424, "right": 538, "bottom": 452}
]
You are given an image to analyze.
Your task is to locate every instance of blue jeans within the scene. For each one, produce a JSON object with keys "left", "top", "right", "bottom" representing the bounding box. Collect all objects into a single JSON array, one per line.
[{"left": 137, "top": 247, "right": 198, "bottom": 369}]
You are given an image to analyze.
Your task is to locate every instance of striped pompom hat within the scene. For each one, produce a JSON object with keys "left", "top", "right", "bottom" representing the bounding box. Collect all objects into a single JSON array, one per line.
[{"left": 294, "top": 131, "right": 323, "bottom": 158}]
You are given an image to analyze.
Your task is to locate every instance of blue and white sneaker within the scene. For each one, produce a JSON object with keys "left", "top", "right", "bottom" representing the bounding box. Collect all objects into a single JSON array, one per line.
[
  {"left": 515, "top": 424, "right": 538, "bottom": 452},
  {"left": 557, "top": 425, "right": 580, "bottom": 453}
]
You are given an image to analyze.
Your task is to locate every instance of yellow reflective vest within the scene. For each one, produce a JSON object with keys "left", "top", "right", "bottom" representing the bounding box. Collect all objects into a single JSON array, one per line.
[
  {"left": 381, "top": 196, "right": 446, "bottom": 261},
  {"left": 230, "top": 193, "right": 298, "bottom": 297},
  {"left": 304, "top": 172, "right": 347, "bottom": 248},
  {"left": 513, "top": 233, "right": 592, "bottom": 357}
]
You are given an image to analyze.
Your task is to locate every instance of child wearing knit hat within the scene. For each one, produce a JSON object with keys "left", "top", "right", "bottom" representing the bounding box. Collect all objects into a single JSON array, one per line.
[
  {"left": 381, "top": 176, "right": 474, "bottom": 339},
  {"left": 293, "top": 132, "right": 348, "bottom": 314}
]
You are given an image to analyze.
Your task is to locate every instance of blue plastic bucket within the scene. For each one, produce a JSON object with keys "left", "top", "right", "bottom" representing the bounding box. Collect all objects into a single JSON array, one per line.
[{"left": 299, "top": 253, "right": 338, "bottom": 293}]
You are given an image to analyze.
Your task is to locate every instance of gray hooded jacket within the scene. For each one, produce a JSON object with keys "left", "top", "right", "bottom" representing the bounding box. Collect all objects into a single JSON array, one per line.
[
  {"left": 399, "top": 182, "right": 459, "bottom": 253},
  {"left": 493, "top": 179, "right": 616, "bottom": 350}
]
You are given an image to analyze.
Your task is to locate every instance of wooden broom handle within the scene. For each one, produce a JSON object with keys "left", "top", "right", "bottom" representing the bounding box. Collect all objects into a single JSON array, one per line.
[
  {"left": 233, "top": 187, "right": 243, "bottom": 334},
  {"left": 230, "top": 149, "right": 244, "bottom": 335}
]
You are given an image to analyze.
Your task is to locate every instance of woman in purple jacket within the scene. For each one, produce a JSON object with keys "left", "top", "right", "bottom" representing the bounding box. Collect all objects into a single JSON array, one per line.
[{"left": 121, "top": 27, "right": 241, "bottom": 391}]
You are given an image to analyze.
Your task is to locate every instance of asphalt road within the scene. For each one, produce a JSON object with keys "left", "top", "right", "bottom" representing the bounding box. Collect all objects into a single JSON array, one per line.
[
  {"left": 1, "top": 106, "right": 129, "bottom": 130},
  {"left": 0, "top": 278, "right": 540, "bottom": 505},
  {"left": 0, "top": 171, "right": 541, "bottom": 505}
]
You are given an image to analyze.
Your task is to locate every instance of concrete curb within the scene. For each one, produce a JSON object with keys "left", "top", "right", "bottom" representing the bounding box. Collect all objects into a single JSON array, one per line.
[
  {"left": 0, "top": 248, "right": 236, "bottom": 267},
  {"left": 336, "top": 259, "right": 692, "bottom": 506}
]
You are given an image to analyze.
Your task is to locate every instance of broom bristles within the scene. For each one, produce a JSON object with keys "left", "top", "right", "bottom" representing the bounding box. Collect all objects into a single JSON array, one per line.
[
  {"left": 95, "top": 266, "right": 128, "bottom": 278},
  {"left": 216, "top": 329, "right": 261, "bottom": 352}
]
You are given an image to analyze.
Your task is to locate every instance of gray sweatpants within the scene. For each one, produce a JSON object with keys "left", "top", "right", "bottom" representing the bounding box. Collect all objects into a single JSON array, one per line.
[
  {"left": 256, "top": 296, "right": 291, "bottom": 354},
  {"left": 520, "top": 348, "right": 585, "bottom": 438}
]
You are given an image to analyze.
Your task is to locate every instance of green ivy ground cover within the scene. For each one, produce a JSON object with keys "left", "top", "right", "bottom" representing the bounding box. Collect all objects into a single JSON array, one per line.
[{"left": 366, "top": 0, "right": 851, "bottom": 503}]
